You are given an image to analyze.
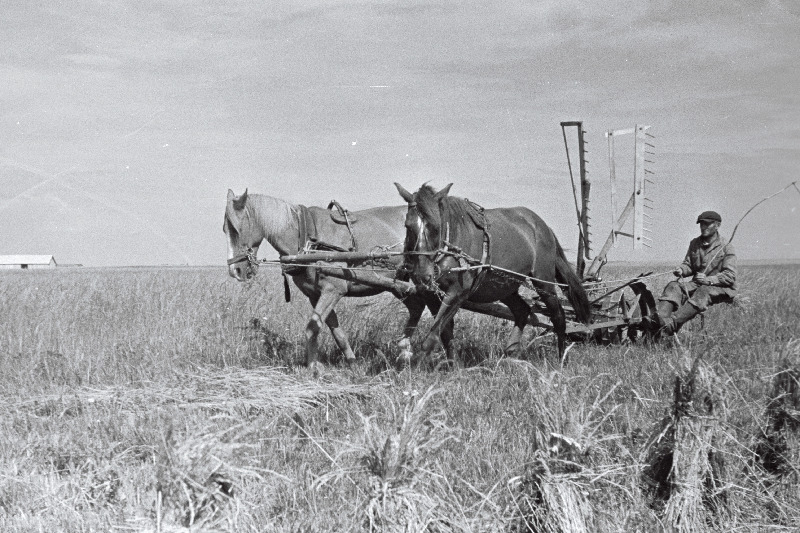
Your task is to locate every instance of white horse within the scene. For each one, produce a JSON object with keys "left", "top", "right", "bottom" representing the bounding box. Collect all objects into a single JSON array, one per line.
[{"left": 224, "top": 189, "right": 453, "bottom": 369}]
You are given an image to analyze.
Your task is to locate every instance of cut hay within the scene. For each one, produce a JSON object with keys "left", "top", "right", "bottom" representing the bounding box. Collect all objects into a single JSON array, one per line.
[
  {"left": 355, "top": 386, "right": 458, "bottom": 532},
  {"left": 510, "top": 451, "right": 595, "bottom": 533},
  {"left": 509, "top": 370, "right": 632, "bottom": 533},
  {"left": 0, "top": 367, "right": 379, "bottom": 531},
  {"left": 643, "top": 354, "right": 728, "bottom": 532},
  {"left": 3, "top": 366, "right": 379, "bottom": 417},
  {"left": 757, "top": 339, "right": 800, "bottom": 476}
]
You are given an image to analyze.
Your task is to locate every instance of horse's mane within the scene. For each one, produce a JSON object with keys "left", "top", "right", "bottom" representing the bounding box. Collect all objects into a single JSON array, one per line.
[
  {"left": 245, "top": 193, "right": 297, "bottom": 238},
  {"left": 413, "top": 184, "right": 440, "bottom": 225},
  {"left": 415, "top": 184, "right": 478, "bottom": 234}
]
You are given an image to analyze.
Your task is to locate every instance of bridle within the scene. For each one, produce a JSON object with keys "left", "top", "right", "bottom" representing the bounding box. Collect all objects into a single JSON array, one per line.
[
  {"left": 405, "top": 198, "right": 490, "bottom": 290},
  {"left": 227, "top": 247, "right": 258, "bottom": 268}
]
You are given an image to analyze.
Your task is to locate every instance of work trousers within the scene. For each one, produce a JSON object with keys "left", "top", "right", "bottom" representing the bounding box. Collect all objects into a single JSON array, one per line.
[{"left": 659, "top": 280, "right": 735, "bottom": 312}]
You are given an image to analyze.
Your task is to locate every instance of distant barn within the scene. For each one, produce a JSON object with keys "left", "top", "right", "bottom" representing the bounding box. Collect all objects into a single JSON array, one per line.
[{"left": 0, "top": 255, "right": 58, "bottom": 269}]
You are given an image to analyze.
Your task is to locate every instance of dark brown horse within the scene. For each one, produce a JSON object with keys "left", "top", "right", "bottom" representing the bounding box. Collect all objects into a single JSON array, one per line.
[
  {"left": 395, "top": 182, "right": 591, "bottom": 363},
  {"left": 224, "top": 189, "right": 453, "bottom": 370}
]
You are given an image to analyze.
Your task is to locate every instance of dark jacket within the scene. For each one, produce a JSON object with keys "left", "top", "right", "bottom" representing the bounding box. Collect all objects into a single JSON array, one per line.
[{"left": 676, "top": 233, "right": 737, "bottom": 292}]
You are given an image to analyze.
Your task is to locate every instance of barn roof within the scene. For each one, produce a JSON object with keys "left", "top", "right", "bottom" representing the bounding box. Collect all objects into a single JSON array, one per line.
[{"left": 0, "top": 255, "right": 57, "bottom": 265}]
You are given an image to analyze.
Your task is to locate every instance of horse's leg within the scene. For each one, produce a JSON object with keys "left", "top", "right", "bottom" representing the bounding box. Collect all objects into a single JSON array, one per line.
[
  {"left": 323, "top": 309, "right": 356, "bottom": 365},
  {"left": 397, "top": 296, "right": 426, "bottom": 363},
  {"left": 416, "top": 290, "right": 466, "bottom": 366},
  {"left": 425, "top": 298, "right": 456, "bottom": 363},
  {"left": 500, "top": 291, "right": 531, "bottom": 356},
  {"left": 304, "top": 282, "right": 345, "bottom": 370},
  {"left": 536, "top": 284, "right": 568, "bottom": 361}
]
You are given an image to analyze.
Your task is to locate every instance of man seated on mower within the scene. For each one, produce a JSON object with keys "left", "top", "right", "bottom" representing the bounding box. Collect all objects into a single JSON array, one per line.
[{"left": 652, "top": 210, "right": 737, "bottom": 336}]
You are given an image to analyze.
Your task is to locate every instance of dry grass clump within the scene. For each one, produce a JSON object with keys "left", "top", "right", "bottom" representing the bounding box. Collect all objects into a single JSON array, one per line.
[
  {"left": 508, "top": 369, "right": 634, "bottom": 533},
  {"left": 153, "top": 421, "right": 265, "bottom": 530},
  {"left": 356, "top": 386, "right": 458, "bottom": 532},
  {"left": 756, "top": 339, "right": 800, "bottom": 477},
  {"left": 643, "top": 353, "right": 728, "bottom": 532}
]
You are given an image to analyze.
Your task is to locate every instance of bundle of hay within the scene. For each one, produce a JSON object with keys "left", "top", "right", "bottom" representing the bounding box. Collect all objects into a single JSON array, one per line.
[
  {"left": 757, "top": 339, "right": 800, "bottom": 477},
  {"left": 357, "top": 387, "right": 458, "bottom": 532},
  {"left": 643, "top": 354, "right": 727, "bottom": 532},
  {"left": 509, "top": 370, "right": 629, "bottom": 533},
  {"left": 510, "top": 444, "right": 594, "bottom": 533}
]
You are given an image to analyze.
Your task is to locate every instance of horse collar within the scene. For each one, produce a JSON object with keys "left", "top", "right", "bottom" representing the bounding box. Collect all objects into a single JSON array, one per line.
[{"left": 297, "top": 204, "right": 318, "bottom": 252}]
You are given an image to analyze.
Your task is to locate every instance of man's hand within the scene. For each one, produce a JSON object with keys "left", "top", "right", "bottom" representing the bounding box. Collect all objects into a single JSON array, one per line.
[
  {"left": 694, "top": 273, "right": 707, "bottom": 285},
  {"left": 673, "top": 268, "right": 683, "bottom": 277}
]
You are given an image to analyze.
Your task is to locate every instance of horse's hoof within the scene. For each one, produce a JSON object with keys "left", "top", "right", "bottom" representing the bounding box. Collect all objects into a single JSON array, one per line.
[
  {"left": 397, "top": 350, "right": 413, "bottom": 369},
  {"left": 504, "top": 342, "right": 522, "bottom": 357},
  {"left": 433, "top": 359, "right": 459, "bottom": 372},
  {"left": 309, "top": 361, "right": 323, "bottom": 378}
]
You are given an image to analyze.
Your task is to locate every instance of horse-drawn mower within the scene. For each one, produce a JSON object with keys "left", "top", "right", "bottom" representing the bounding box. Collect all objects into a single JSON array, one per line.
[
  {"left": 276, "top": 247, "right": 656, "bottom": 346},
  {"left": 227, "top": 122, "right": 800, "bottom": 365},
  {"left": 267, "top": 121, "right": 660, "bottom": 348}
]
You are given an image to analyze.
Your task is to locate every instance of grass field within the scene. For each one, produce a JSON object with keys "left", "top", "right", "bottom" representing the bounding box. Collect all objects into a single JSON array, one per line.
[{"left": 1, "top": 263, "right": 798, "bottom": 532}]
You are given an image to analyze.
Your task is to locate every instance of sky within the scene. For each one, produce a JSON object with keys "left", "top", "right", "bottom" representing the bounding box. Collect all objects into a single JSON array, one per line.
[{"left": 2, "top": 0, "right": 799, "bottom": 266}]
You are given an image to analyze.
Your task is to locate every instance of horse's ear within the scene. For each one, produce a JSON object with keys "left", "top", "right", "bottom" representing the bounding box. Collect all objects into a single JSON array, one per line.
[
  {"left": 226, "top": 189, "right": 247, "bottom": 232},
  {"left": 232, "top": 188, "right": 248, "bottom": 211},
  {"left": 394, "top": 182, "right": 414, "bottom": 204},
  {"left": 434, "top": 183, "right": 453, "bottom": 202}
]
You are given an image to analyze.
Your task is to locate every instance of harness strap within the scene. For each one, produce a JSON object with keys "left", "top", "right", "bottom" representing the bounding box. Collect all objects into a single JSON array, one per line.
[
  {"left": 283, "top": 271, "right": 292, "bottom": 302},
  {"left": 436, "top": 199, "right": 491, "bottom": 298},
  {"left": 283, "top": 203, "right": 360, "bottom": 302},
  {"left": 464, "top": 198, "right": 491, "bottom": 266},
  {"left": 297, "top": 204, "right": 317, "bottom": 249},
  {"left": 327, "top": 200, "right": 357, "bottom": 251},
  {"left": 280, "top": 205, "right": 319, "bottom": 303},
  {"left": 468, "top": 203, "right": 491, "bottom": 298},
  {"left": 227, "top": 253, "right": 249, "bottom": 266}
]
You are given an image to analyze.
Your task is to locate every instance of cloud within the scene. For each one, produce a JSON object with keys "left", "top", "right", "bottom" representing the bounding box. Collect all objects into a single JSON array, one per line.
[{"left": 1, "top": 0, "right": 798, "bottom": 265}]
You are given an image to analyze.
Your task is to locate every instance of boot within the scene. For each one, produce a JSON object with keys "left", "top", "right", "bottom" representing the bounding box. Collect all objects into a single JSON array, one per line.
[{"left": 664, "top": 302, "right": 700, "bottom": 335}]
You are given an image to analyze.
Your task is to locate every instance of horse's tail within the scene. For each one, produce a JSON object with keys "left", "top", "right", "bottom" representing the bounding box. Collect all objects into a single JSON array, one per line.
[{"left": 554, "top": 239, "right": 591, "bottom": 324}]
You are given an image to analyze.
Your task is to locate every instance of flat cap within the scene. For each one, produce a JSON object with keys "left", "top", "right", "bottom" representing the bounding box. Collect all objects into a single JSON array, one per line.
[{"left": 696, "top": 210, "right": 722, "bottom": 223}]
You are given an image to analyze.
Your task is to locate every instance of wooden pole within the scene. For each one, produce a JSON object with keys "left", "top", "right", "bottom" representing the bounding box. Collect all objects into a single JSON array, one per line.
[
  {"left": 633, "top": 125, "right": 649, "bottom": 249},
  {"left": 607, "top": 130, "right": 617, "bottom": 248},
  {"left": 280, "top": 250, "right": 399, "bottom": 264},
  {"left": 561, "top": 121, "right": 591, "bottom": 278}
]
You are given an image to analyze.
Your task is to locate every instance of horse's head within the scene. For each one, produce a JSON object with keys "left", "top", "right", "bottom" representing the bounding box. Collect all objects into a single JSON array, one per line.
[
  {"left": 224, "top": 189, "right": 263, "bottom": 281},
  {"left": 395, "top": 182, "right": 453, "bottom": 286}
]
